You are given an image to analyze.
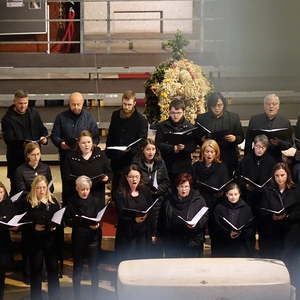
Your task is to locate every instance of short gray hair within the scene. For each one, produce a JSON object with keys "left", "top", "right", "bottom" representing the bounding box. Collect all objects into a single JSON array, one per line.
[
  {"left": 75, "top": 175, "right": 92, "bottom": 188},
  {"left": 264, "top": 93, "right": 280, "bottom": 105},
  {"left": 253, "top": 134, "right": 269, "bottom": 148}
]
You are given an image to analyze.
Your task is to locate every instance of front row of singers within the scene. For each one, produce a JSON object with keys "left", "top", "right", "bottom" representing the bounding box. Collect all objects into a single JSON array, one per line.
[{"left": 1, "top": 137, "right": 300, "bottom": 300}]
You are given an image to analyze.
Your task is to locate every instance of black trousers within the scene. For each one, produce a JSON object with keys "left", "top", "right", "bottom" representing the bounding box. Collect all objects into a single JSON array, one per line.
[
  {"left": 28, "top": 233, "right": 60, "bottom": 300},
  {"left": 0, "top": 272, "right": 4, "bottom": 300},
  {"left": 72, "top": 234, "right": 100, "bottom": 300}
]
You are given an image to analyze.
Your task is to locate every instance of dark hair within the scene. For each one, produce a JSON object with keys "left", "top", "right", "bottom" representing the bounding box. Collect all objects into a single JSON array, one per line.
[
  {"left": 14, "top": 89, "right": 28, "bottom": 99},
  {"left": 175, "top": 173, "right": 193, "bottom": 187},
  {"left": 272, "top": 162, "right": 294, "bottom": 189},
  {"left": 224, "top": 182, "right": 240, "bottom": 194},
  {"left": 119, "top": 164, "right": 145, "bottom": 198},
  {"left": 207, "top": 92, "right": 227, "bottom": 111},
  {"left": 122, "top": 90, "right": 136, "bottom": 101},
  {"left": 76, "top": 130, "right": 96, "bottom": 153},
  {"left": 140, "top": 138, "right": 161, "bottom": 162},
  {"left": 169, "top": 99, "right": 185, "bottom": 111}
]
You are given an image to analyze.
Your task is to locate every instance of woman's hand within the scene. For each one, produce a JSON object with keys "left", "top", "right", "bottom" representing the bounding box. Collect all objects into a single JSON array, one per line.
[
  {"left": 135, "top": 215, "right": 147, "bottom": 223},
  {"left": 50, "top": 226, "right": 57, "bottom": 231},
  {"left": 224, "top": 134, "right": 236, "bottom": 142},
  {"left": 9, "top": 226, "right": 19, "bottom": 231},
  {"left": 89, "top": 223, "right": 100, "bottom": 230},
  {"left": 151, "top": 236, "right": 157, "bottom": 244},
  {"left": 100, "top": 175, "right": 109, "bottom": 183},
  {"left": 230, "top": 231, "right": 240, "bottom": 239},
  {"left": 272, "top": 213, "right": 287, "bottom": 221},
  {"left": 35, "top": 224, "right": 46, "bottom": 231}
]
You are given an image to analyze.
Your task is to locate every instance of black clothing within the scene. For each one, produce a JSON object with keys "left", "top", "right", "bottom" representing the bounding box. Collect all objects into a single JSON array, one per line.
[
  {"left": 237, "top": 151, "right": 276, "bottom": 210},
  {"left": 156, "top": 117, "right": 196, "bottom": 179},
  {"left": 258, "top": 184, "right": 300, "bottom": 289},
  {"left": 106, "top": 108, "right": 148, "bottom": 171},
  {"left": 192, "top": 161, "right": 230, "bottom": 210},
  {"left": 196, "top": 111, "right": 244, "bottom": 175},
  {"left": 51, "top": 108, "right": 99, "bottom": 161},
  {"left": 1, "top": 105, "right": 48, "bottom": 180},
  {"left": 0, "top": 198, "right": 15, "bottom": 272},
  {"left": 115, "top": 186, "right": 154, "bottom": 261},
  {"left": 159, "top": 189, "right": 208, "bottom": 258},
  {"left": 65, "top": 194, "right": 103, "bottom": 299},
  {"left": 258, "top": 184, "right": 300, "bottom": 259},
  {"left": 212, "top": 199, "right": 254, "bottom": 257},
  {"left": 24, "top": 198, "right": 61, "bottom": 300},
  {"left": 14, "top": 161, "right": 53, "bottom": 195},
  {"left": 245, "top": 113, "right": 293, "bottom": 161},
  {"left": 63, "top": 146, "right": 111, "bottom": 206}
]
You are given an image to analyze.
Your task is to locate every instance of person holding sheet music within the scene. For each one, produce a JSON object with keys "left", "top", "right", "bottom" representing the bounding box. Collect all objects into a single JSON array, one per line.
[
  {"left": 23, "top": 175, "right": 61, "bottom": 300},
  {"left": 195, "top": 92, "right": 244, "bottom": 176},
  {"left": 193, "top": 139, "right": 230, "bottom": 210},
  {"left": 245, "top": 93, "right": 293, "bottom": 162},
  {"left": 212, "top": 183, "right": 254, "bottom": 257},
  {"left": 0, "top": 182, "right": 16, "bottom": 300},
  {"left": 63, "top": 130, "right": 111, "bottom": 206},
  {"left": 1, "top": 89, "right": 48, "bottom": 195},
  {"left": 237, "top": 135, "right": 276, "bottom": 210},
  {"left": 106, "top": 90, "right": 148, "bottom": 201},
  {"left": 14, "top": 142, "right": 53, "bottom": 196},
  {"left": 64, "top": 176, "right": 104, "bottom": 300},
  {"left": 158, "top": 173, "right": 208, "bottom": 258},
  {"left": 258, "top": 163, "right": 300, "bottom": 288},
  {"left": 115, "top": 164, "right": 155, "bottom": 261},
  {"left": 132, "top": 138, "right": 170, "bottom": 256},
  {"left": 156, "top": 99, "right": 197, "bottom": 181}
]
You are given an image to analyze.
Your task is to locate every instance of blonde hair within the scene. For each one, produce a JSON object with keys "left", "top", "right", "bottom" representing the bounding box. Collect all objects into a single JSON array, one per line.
[
  {"left": 199, "top": 139, "right": 221, "bottom": 163},
  {"left": 27, "top": 175, "right": 54, "bottom": 208}
]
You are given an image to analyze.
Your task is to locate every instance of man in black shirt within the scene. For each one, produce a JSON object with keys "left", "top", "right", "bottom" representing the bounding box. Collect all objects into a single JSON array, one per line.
[
  {"left": 196, "top": 92, "right": 244, "bottom": 176},
  {"left": 245, "top": 93, "right": 293, "bottom": 162},
  {"left": 1, "top": 90, "right": 48, "bottom": 194},
  {"left": 156, "top": 99, "right": 197, "bottom": 181},
  {"left": 106, "top": 90, "right": 148, "bottom": 197}
]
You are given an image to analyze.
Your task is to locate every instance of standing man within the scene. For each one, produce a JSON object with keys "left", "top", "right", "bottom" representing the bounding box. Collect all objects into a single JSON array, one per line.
[
  {"left": 195, "top": 92, "right": 244, "bottom": 176},
  {"left": 156, "top": 99, "right": 197, "bottom": 181},
  {"left": 51, "top": 92, "right": 99, "bottom": 202},
  {"left": 106, "top": 90, "right": 148, "bottom": 196},
  {"left": 245, "top": 93, "right": 293, "bottom": 162},
  {"left": 1, "top": 90, "right": 48, "bottom": 194}
]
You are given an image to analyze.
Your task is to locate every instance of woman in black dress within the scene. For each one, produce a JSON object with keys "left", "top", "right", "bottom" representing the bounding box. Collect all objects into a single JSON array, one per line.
[
  {"left": 159, "top": 173, "right": 208, "bottom": 258},
  {"left": 115, "top": 164, "right": 155, "bottom": 262},
  {"left": 65, "top": 175, "right": 104, "bottom": 300},
  {"left": 14, "top": 142, "right": 53, "bottom": 196},
  {"left": 0, "top": 182, "right": 15, "bottom": 300},
  {"left": 212, "top": 183, "right": 254, "bottom": 257},
  {"left": 25, "top": 175, "right": 61, "bottom": 300},
  {"left": 258, "top": 162, "right": 300, "bottom": 289},
  {"left": 64, "top": 130, "right": 111, "bottom": 206}
]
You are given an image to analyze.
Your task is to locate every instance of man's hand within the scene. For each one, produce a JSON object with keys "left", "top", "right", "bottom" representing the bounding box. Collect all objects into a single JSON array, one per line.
[
  {"left": 224, "top": 134, "right": 236, "bottom": 142},
  {"left": 60, "top": 141, "right": 71, "bottom": 150}
]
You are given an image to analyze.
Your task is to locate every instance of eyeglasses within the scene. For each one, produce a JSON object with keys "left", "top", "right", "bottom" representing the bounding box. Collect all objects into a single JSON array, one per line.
[
  {"left": 265, "top": 102, "right": 279, "bottom": 107},
  {"left": 170, "top": 111, "right": 183, "bottom": 116},
  {"left": 254, "top": 144, "right": 266, "bottom": 150}
]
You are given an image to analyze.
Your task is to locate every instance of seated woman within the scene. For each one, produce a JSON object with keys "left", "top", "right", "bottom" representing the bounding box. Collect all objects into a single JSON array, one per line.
[
  {"left": 115, "top": 164, "right": 155, "bottom": 262},
  {"left": 258, "top": 162, "right": 300, "bottom": 289},
  {"left": 212, "top": 183, "right": 254, "bottom": 258},
  {"left": 64, "top": 130, "right": 111, "bottom": 206},
  {"left": 65, "top": 176, "right": 104, "bottom": 300},
  {"left": 158, "top": 173, "right": 208, "bottom": 258},
  {"left": 237, "top": 134, "right": 276, "bottom": 211},
  {"left": 0, "top": 182, "right": 16, "bottom": 300},
  {"left": 14, "top": 142, "right": 53, "bottom": 195},
  {"left": 24, "top": 175, "right": 61, "bottom": 300},
  {"left": 193, "top": 139, "right": 230, "bottom": 210}
]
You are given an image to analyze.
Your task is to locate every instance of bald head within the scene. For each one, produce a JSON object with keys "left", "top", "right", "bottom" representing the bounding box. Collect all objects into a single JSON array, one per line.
[{"left": 69, "top": 92, "right": 84, "bottom": 115}]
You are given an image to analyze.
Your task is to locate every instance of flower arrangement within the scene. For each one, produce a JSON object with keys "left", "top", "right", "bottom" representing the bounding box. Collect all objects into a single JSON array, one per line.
[{"left": 145, "top": 31, "right": 212, "bottom": 124}]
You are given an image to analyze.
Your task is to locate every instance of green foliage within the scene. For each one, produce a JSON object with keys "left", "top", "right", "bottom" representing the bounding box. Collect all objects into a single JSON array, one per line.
[{"left": 163, "top": 30, "right": 189, "bottom": 61}]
